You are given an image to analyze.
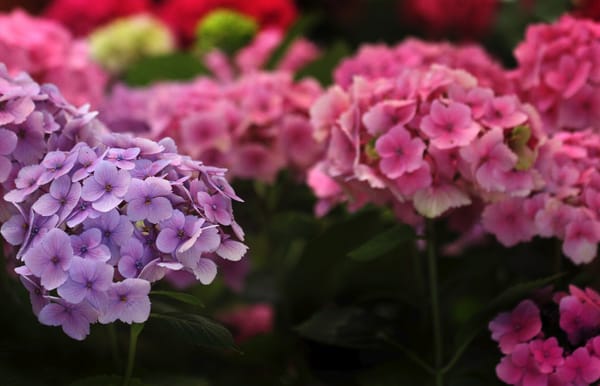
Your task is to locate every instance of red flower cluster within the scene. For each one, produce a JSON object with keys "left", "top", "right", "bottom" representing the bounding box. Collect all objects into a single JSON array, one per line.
[
  {"left": 44, "top": 0, "right": 152, "bottom": 36},
  {"left": 44, "top": 0, "right": 298, "bottom": 44},
  {"left": 399, "top": 0, "right": 499, "bottom": 40}
]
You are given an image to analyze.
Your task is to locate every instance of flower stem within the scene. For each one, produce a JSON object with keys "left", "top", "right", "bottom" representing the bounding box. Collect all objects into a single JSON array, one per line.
[
  {"left": 122, "top": 323, "right": 144, "bottom": 386},
  {"left": 108, "top": 324, "right": 122, "bottom": 372},
  {"left": 426, "top": 219, "right": 443, "bottom": 386}
]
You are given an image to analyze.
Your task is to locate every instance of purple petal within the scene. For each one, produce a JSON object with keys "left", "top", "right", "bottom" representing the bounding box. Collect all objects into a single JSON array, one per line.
[
  {"left": 1, "top": 214, "right": 27, "bottom": 245},
  {"left": 0, "top": 156, "right": 12, "bottom": 183},
  {"left": 40, "top": 264, "right": 69, "bottom": 290},
  {"left": 32, "top": 194, "right": 60, "bottom": 216},
  {"left": 126, "top": 198, "right": 149, "bottom": 222},
  {"left": 216, "top": 240, "right": 248, "bottom": 262},
  {"left": 0, "top": 128, "right": 17, "bottom": 155},
  {"left": 49, "top": 175, "right": 72, "bottom": 198},
  {"left": 193, "top": 258, "right": 217, "bottom": 285},
  {"left": 57, "top": 278, "right": 86, "bottom": 303},
  {"left": 38, "top": 303, "right": 66, "bottom": 326},
  {"left": 92, "top": 193, "right": 123, "bottom": 213},
  {"left": 81, "top": 178, "right": 105, "bottom": 202},
  {"left": 156, "top": 228, "right": 179, "bottom": 254},
  {"left": 146, "top": 197, "right": 172, "bottom": 224}
]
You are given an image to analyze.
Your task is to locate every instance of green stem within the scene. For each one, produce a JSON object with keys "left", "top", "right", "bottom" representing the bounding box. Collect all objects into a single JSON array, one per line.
[
  {"left": 108, "top": 324, "right": 122, "bottom": 372},
  {"left": 379, "top": 333, "right": 435, "bottom": 374},
  {"left": 426, "top": 220, "right": 443, "bottom": 386},
  {"left": 122, "top": 323, "right": 144, "bottom": 386}
]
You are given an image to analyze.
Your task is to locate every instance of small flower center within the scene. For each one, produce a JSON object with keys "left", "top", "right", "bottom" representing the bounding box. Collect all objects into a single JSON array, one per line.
[
  {"left": 105, "top": 184, "right": 113, "bottom": 192},
  {"left": 177, "top": 229, "right": 185, "bottom": 239},
  {"left": 86, "top": 281, "right": 93, "bottom": 289},
  {"left": 395, "top": 147, "right": 404, "bottom": 156},
  {"left": 119, "top": 295, "right": 128, "bottom": 302},
  {"left": 135, "top": 260, "right": 144, "bottom": 270},
  {"left": 80, "top": 246, "right": 88, "bottom": 254},
  {"left": 104, "top": 230, "right": 112, "bottom": 238},
  {"left": 144, "top": 197, "right": 152, "bottom": 205},
  {"left": 211, "top": 204, "right": 218, "bottom": 211},
  {"left": 31, "top": 226, "right": 40, "bottom": 235},
  {"left": 50, "top": 256, "right": 59, "bottom": 264}
]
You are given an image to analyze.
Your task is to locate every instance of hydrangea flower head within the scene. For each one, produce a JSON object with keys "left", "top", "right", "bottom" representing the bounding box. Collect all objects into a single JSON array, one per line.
[
  {"left": 89, "top": 14, "right": 176, "bottom": 74},
  {"left": 1, "top": 83, "right": 247, "bottom": 340},
  {"left": 195, "top": 9, "right": 258, "bottom": 55},
  {"left": 334, "top": 38, "right": 511, "bottom": 94},
  {"left": 490, "top": 285, "right": 600, "bottom": 386},
  {"left": 309, "top": 65, "right": 543, "bottom": 224},
  {"left": 0, "top": 10, "right": 108, "bottom": 107},
  {"left": 483, "top": 129, "right": 600, "bottom": 265},
  {"left": 512, "top": 15, "right": 600, "bottom": 133},
  {"left": 101, "top": 70, "right": 323, "bottom": 183}
]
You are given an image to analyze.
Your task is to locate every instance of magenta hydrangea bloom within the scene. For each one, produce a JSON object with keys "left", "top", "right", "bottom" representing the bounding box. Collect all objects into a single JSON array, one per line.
[
  {"left": 0, "top": 10, "right": 107, "bottom": 107},
  {"left": 334, "top": 38, "right": 511, "bottom": 93},
  {"left": 100, "top": 70, "right": 323, "bottom": 183},
  {"left": 489, "top": 299, "right": 542, "bottom": 355},
  {"left": 309, "top": 65, "right": 543, "bottom": 224},
  {"left": 482, "top": 129, "right": 600, "bottom": 265},
  {"left": 512, "top": 15, "right": 600, "bottom": 133},
  {"left": 490, "top": 285, "right": 600, "bottom": 386}
]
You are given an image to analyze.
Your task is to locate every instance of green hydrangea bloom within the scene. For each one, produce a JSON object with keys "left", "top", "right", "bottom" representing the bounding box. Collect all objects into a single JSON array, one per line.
[
  {"left": 89, "top": 15, "right": 175, "bottom": 73},
  {"left": 195, "top": 9, "right": 258, "bottom": 55}
]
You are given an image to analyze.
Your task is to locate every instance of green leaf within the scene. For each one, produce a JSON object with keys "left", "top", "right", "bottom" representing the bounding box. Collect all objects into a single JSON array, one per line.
[
  {"left": 295, "top": 41, "right": 351, "bottom": 85},
  {"left": 348, "top": 224, "right": 415, "bottom": 262},
  {"left": 124, "top": 53, "right": 209, "bottom": 86},
  {"left": 265, "top": 14, "right": 320, "bottom": 70},
  {"left": 68, "top": 375, "right": 146, "bottom": 386},
  {"left": 150, "top": 312, "right": 237, "bottom": 351},
  {"left": 295, "top": 306, "right": 384, "bottom": 349},
  {"left": 151, "top": 291, "right": 204, "bottom": 307}
]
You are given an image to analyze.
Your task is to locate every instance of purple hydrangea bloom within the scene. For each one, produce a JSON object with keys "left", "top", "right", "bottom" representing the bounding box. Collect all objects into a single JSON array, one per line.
[
  {"left": 197, "top": 191, "right": 232, "bottom": 225},
  {"left": 118, "top": 239, "right": 151, "bottom": 278},
  {"left": 124, "top": 177, "right": 172, "bottom": 224},
  {"left": 98, "top": 278, "right": 151, "bottom": 324},
  {"left": 0, "top": 128, "right": 17, "bottom": 183},
  {"left": 32, "top": 175, "right": 81, "bottom": 222},
  {"left": 1, "top": 82, "right": 248, "bottom": 340},
  {"left": 23, "top": 228, "right": 73, "bottom": 290},
  {"left": 38, "top": 299, "right": 98, "bottom": 341},
  {"left": 57, "top": 257, "right": 113, "bottom": 305},
  {"left": 37, "top": 151, "right": 77, "bottom": 185},
  {"left": 81, "top": 161, "right": 130, "bottom": 212},
  {"left": 69, "top": 228, "right": 110, "bottom": 262}
]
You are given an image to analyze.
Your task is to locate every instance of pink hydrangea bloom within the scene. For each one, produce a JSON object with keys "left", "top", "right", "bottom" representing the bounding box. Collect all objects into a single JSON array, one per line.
[
  {"left": 491, "top": 285, "right": 600, "bottom": 386},
  {"left": 496, "top": 343, "right": 549, "bottom": 386},
  {"left": 310, "top": 65, "right": 542, "bottom": 223},
  {"left": 556, "top": 348, "right": 600, "bottom": 385},
  {"left": 489, "top": 300, "right": 542, "bottom": 354},
  {"left": 482, "top": 128, "right": 600, "bottom": 265},
  {"left": 334, "top": 38, "right": 511, "bottom": 93},
  {"left": 512, "top": 15, "right": 600, "bottom": 133},
  {"left": 0, "top": 10, "right": 107, "bottom": 107},
  {"left": 217, "top": 303, "right": 274, "bottom": 343},
  {"left": 101, "top": 70, "right": 322, "bottom": 183}
]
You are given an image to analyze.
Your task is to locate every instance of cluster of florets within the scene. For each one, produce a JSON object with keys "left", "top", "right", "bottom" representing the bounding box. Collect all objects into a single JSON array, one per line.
[
  {"left": 88, "top": 14, "right": 176, "bottom": 74},
  {"left": 512, "top": 15, "right": 600, "bottom": 133},
  {"left": 489, "top": 286, "right": 600, "bottom": 386},
  {"left": 102, "top": 69, "right": 323, "bottom": 183},
  {"left": 0, "top": 63, "right": 105, "bottom": 221},
  {"left": 482, "top": 130, "right": 600, "bottom": 265},
  {"left": 0, "top": 10, "right": 107, "bottom": 107},
  {"left": 308, "top": 65, "right": 543, "bottom": 225},
  {"left": 333, "top": 38, "right": 511, "bottom": 94},
  {"left": 202, "top": 28, "right": 320, "bottom": 83},
  {"left": 0, "top": 132, "right": 248, "bottom": 340}
]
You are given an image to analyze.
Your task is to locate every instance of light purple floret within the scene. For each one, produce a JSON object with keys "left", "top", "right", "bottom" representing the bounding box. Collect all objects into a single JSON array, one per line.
[
  {"left": 124, "top": 177, "right": 172, "bottom": 224},
  {"left": 98, "top": 278, "right": 151, "bottom": 324},
  {"left": 23, "top": 228, "right": 73, "bottom": 290},
  {"left": 81, "top": 161, "right": 131, "bottom": 212}
]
